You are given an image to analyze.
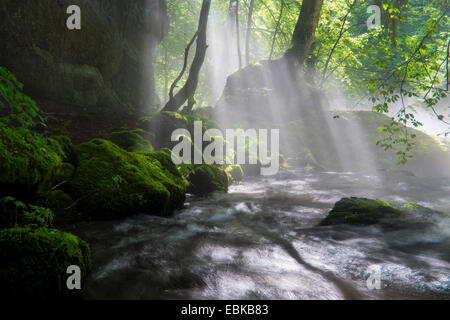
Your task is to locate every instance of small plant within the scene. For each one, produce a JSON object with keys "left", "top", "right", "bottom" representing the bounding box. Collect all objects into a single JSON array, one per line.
[{"left": 0, "top": 196, "right": 54, "bottom": 228}]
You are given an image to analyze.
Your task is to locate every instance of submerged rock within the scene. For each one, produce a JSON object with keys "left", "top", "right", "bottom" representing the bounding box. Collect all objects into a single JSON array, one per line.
[
  {"left": 0, "top": 226, "right": 91, "bottom": 298},
  {"left": 319, "top": 197, "right": 445, "bottom": 228},
  {"left": 187, "top": 165, "right": 229, "bottom": 195},
  {"left": 69, "top": 139, "right": 185, "bottom": 219}
]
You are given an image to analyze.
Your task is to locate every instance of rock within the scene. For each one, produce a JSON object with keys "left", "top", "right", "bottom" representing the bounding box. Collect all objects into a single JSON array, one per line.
[
  {"left": 139, "top": 111, "right": 188, "bottom": 149},
  {"left": 319, "top": 197, "right": 445, "bottom": 228},
  {"left": 214, "top": 61, "right": 450, "bottom": 177},
  {"left": 47, "top": 190, "right": 73, "bottom": 211},
  {"left": 226, "top": 165, "right": 244, "bottom": 183},
  {"left": 109, "top": 128, "right": 154, "bottom": 152},
  {"left": 319, "top": 197, "right": 401, "bottom": 226},
  {"left": 69, "top": 139, "right": 185, "bottom": 219},
  {"left": 0, "top": 0, "right": 168, "bottom": 112},
  {"left": 0, "top": 226, "right": 91, "bottom": 298},
  {"left": 187, "top": 165, "right": 229, "bottom": 195},
  {"left": 0, "top": 125, "right": 62, "bottom": 199}
]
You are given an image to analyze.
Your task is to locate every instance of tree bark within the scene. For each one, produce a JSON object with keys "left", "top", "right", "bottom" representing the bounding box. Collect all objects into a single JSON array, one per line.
[
  {"left": 283, "top": 0, "right": 324, "bottom": 68},
  {"left": 245, "top": 0, "right": 255, "bottom": 66},
  {"left": 235, "top": 0, "right": 243, "bottom": 69},
  {"left": 269, "top": 0, "right": 284, "bottom": 60},
  {"left": 163, "top": 0, "right": 211, "bottom": 112}
]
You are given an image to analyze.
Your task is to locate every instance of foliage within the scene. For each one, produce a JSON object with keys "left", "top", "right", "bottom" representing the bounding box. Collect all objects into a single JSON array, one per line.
[
  {"left": 0, "top": 66, "right": 43, "bottom": 128},
  {"left": 0, "top": 196, "right": 55, "bottom": 229},
  {"left": 0, "top": 226, "right": 91, "bottom": 298}
]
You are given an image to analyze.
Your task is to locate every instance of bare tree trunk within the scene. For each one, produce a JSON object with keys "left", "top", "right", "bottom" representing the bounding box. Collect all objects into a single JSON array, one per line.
[
  {"left": 235, "top": 0, "right": 243, "bottom": 69},
  {"left": 245, "top": 0, "right": 255, "bottom": 66},
  {"left": 163, "top": 0, "right": 211, "bottom": 112},
  {"left": 283, "top": 0, "right": 324, "bottom": 68}
]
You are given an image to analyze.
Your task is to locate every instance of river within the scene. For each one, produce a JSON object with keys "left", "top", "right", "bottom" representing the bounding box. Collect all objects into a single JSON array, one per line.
[{"left": 74, "top": 169, "right": 450, "bottom": 299}]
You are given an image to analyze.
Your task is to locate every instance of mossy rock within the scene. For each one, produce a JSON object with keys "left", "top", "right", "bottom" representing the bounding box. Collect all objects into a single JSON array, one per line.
[
  {"left": 53, "top": 162, "right": 75, "bottom": 185},
  {"left": 226, "top": 165, "right": 244, "bottom": 184},
  {"left": 109, "top": 128, "right": 154, "bottom": 152},
  {"left": 0, "top": 226, "right": 91, "bottom": 298},
  {"left": 187, "top": 165, "right": 229, "bottom": 195},
  {"left": 51, "top": 135, "right": 78, "bottom": 165},
  {"left": 69, "top": 139, "right": 185, "bottom": 219},
  {"left": 47, "top": 190, "right": 73, "bottom": 210},
  {"left": 319, "top": 197, "right": 445, "bottom": 228},
  {"left": 319, "top": 197, "right": 402, "bottom": 226},
  {"left": 0, "top": 125, "right": 62, "bottom": 199},
  {"left": 139, "top": 111, "right": 188, "bottom": 149}
]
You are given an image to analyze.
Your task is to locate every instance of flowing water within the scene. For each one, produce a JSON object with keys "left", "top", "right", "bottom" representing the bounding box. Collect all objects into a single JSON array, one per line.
[{"left": 75, "top": 169, "right": 450, "bottom": 299}]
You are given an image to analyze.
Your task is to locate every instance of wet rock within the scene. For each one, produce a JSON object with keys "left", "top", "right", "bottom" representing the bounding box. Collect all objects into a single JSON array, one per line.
[
  {"left": 109, "top": 128, "right": 154, "bottom": 152},
  {"left": 226, "top": 165, "right": 244, "bottom": 184},
  {"left": 69, "top": 139, "right": 185, "bottom": 219},
  {"left": 187, "top": 164, "right": 229, "bottom": 195},
  {"left": 0, "top": 226, "right": 91, "bottom": 298},
  {"left": 319, "top": 197, "right": 445, "bottom": 228}
]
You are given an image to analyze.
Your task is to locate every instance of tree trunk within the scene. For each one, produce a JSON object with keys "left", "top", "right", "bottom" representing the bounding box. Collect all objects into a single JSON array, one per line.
[
  {"left": 269, "top": 0, "right": 284, "bottom": 60},
  {"left": 245, "top": 0, "right": 255, "bottom": 66},
  {"left": 163, "top": 0, "right": 211, "bottom": 112},
  {"left": 283, "top": 0, "right": 324, "bottom": 68},
  {"left": 235, "top": 0, "right": 243, "bottom": 69}
]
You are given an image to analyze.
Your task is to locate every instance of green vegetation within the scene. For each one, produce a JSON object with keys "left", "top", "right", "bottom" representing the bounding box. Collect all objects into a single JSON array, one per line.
[
  {"left": 0, "top": 226, "right": 91, "bottom": 298},
  {"left": 69, "top": 139, "right": 185, "bottom": 219},
  {"left": 187, "top": 164, "right": 229, "bottom": 195}
]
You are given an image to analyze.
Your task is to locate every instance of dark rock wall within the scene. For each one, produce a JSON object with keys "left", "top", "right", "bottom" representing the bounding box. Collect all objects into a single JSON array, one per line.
[{"left": 0, "top": 0, "right": 168, "bottom": 115}]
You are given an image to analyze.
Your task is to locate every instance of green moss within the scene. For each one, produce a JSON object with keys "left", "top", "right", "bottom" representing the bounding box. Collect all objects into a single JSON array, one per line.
[
  {"left": 51, "top": 135, "right": 78, "bottom": 165},
  {"left": 139, "top": 111, "right": 188, "bottom": 149},
  {"left": 109, "top": 129, "right": 153, "bottom": 152},
  {"left": 53, "top": 162, "right": 75, "bottom": 185},
  {"left": 69, "top": 139, "right": 185, "bottom": 219},
  {"left": 187, "top": 164, "right": 229, "bottom": 195},
  {"left": 0, "top": 124, "right": 62, "bottom": 199},
  {"left": 0, "top": 226, "right": 91, "bottom": 298},
  {"left": 47, "top": 190, "right": 73, "bottom": 210},
  {"left": 226, "top": 165, "right": 244, "bottom": 184},
  {"left": 319, "top": 197, "right": 401, "bottom": 226}
]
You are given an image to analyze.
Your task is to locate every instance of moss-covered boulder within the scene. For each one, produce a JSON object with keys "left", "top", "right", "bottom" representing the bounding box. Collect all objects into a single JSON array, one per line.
[
  {"left": 69, "top": 139, "right": 185, "bottom": 219},
  {"left": 319, "top": 197, "right": 445, "bottom": 228},
  {"left": 47, "top": 190, "right": 73, "bottom": 211},
  {"left": 319, "top": 197, "right": 401, "bottom": 226},
  {"left": 187, "top": 165, "right": 229, "bottom": 195},
  {"left": 139, "top": 111, "right": 188, "bottom": 149},
  {"left": 226, "top": 165, "right": 244, "bottom": 184},
  {"left": 0, "top": 226, "right": 91, "bottom": 298},
  {"left": 0, "top": 125, "right": 62, "bottom": 199},
  {"left": 109, "top": 128, "right": 154, "bottom": 152}
]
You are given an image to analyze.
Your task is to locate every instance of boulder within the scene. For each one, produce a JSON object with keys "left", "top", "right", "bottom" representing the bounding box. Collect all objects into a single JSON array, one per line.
[
  {"left": 139, "top": 111, "right": 188, "bottom": 149},
  {"left": 226, "top": 165, "right": 244, "bottom": 183},
  {"left": 0, "top": 226, "right": 91, "bottom": 298},
  {"left": 187, "top": 165, "right": 229, "bottom": 195},
  {"left": 319, "top": 197, "right": 445, "bottom": 228},
  {"left": 69, "top": 139, "right": 185, "bottom": 219},
  {"left": 109, "top": 128, "right": 154, "bottom": 152},
  {"left": 0, "top": 125, "right": 62, "bottom": 199}
]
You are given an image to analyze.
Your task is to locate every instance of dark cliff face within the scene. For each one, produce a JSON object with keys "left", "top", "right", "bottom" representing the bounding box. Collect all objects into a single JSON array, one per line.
[{"left": 0, "top": 0, "right": 168, "bottom": 115}]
